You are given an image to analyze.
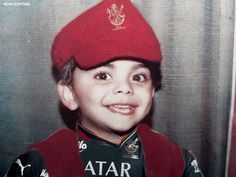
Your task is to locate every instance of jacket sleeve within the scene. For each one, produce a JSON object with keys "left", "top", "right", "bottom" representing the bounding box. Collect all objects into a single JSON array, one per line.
[
  {"left": 5, "top": 150, "right": 49, "bottom": 177},
  {"left": 182, "top": 149, "right": 204, "bottom": 177}
]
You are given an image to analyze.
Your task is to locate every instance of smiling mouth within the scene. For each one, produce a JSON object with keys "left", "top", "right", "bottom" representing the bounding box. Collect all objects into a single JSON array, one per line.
[{"left": 107, "top": 105, "right": 136, "bottom": 115}]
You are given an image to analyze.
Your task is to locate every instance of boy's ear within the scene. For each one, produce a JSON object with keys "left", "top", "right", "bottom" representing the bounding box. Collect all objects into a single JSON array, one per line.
[
  {"left": 57, "top": 82, "right": 79, "bottom": 111},
  {"left": 151, "top": 87, "right": 155, "bottom": 98}
]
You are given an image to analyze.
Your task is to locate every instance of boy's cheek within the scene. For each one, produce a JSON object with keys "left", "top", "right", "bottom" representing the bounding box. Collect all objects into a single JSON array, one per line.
[{"left": 135, "top": 85, "right": 155, "bottom": 96}]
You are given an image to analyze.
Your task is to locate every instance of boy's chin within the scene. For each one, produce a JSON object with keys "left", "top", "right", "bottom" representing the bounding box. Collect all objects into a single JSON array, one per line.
[{"left": 111, "top": 124, "right": 138, "bottom": 136}]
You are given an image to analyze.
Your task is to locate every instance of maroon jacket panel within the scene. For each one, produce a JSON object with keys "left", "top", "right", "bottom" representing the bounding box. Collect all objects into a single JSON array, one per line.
[{"left": 28, "top": 124, "right": 184, "bottom": 177}]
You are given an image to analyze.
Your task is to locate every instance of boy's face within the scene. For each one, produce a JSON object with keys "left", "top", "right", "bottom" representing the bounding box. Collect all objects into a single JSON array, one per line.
[{"left": 59, "top": 60, "right": 155, "bottom": 139}]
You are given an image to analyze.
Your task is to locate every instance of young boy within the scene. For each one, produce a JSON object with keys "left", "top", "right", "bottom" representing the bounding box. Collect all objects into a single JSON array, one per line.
[{"left": 6, "top": 0, "right": 204, "bottom": 177}]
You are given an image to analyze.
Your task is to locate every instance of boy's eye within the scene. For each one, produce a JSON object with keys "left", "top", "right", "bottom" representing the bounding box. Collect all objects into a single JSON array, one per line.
[
  {"left": 132, "top": 74, "right": 146, "bottom": 82},
  {"left": 95, "top": 72, "right": 112, "bottom": 80}
]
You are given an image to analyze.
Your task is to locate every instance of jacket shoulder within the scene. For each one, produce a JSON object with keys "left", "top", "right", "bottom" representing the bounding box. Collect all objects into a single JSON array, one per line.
[
  {"left": 27, "top": 128, "right": 79, "bottom": 167},
  {"left": 138, "top": 123, "right": 181, "bottom": 150},
  {"left": 138, "top": 124, "right": 185, "bottom": 177},
  {"left": 26, "top": 129, "right": 83, "bottom": 177},
  {"left": 28, "top": 128, "right": 77, "bottom": 151}
]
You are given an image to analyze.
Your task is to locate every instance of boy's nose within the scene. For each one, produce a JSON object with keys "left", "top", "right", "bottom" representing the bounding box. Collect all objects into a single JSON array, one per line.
[{"left": 113, "top": 82, "right": 134, "bottom": 95}]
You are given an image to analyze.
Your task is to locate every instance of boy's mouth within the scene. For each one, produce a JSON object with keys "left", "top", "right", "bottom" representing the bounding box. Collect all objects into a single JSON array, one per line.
[{"left": 107, "top": 104, "right": 136, "bottom": 115}]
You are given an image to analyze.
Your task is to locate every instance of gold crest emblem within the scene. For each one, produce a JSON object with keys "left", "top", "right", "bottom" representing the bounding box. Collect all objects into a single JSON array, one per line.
[
  {"left": 124, "top": 138, "right": 139, "bottom": 159},
  {"left": 107, "top": 3, "right": 126, "bottom": 30}
]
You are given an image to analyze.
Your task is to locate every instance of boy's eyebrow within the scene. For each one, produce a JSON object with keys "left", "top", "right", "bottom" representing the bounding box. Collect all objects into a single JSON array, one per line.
[
  {"left": 132, "top": 63, "right": 148, "bottom": 70},
  {"left": 105, "top": 62, "right": 148, "bottom": 70},
  {"left": 104, "top": 63, "right": 114, "bottom": 68}
]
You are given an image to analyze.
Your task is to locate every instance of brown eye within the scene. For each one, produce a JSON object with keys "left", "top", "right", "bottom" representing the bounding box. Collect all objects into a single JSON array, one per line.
[
  {"left": 132, "top": 74, "right": 146, "bottom": 82},
  {"left": 95, "top": 72, "right": 112, "bottom": 80}
]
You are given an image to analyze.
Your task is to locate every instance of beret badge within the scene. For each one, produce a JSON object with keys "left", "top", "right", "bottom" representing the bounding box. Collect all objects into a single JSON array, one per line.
[{"left": 107, "top": 3, "right": 126, "bottom": 30}]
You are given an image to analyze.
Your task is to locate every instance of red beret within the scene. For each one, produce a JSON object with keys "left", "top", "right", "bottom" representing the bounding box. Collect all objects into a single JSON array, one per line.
[{"left": 51, "top": 0, "right": 162, "bottom": 69}]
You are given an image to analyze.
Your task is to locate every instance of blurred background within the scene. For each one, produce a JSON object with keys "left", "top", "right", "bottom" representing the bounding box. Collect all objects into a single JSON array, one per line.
[{"left": 0, "top": 0, "right": 235, "bottom": 176}]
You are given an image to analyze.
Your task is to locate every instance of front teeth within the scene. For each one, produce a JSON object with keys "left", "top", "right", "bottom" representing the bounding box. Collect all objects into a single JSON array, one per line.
[
  {"left": 113, "top": 105, "right": 131, "bottom": 109},
  {"left": 108, "top": 105, "right": 134, "bottom": 114}
]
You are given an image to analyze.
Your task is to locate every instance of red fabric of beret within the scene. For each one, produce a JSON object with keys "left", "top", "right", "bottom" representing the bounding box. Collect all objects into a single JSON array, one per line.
[{"left": 51, "top": 0, "right": 162, "bottom": 69}]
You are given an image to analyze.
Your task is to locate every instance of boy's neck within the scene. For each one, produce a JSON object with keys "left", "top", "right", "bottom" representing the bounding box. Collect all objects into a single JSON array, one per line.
[{"left": 78, "top": 123, "right": 137, "bottom": 145}]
